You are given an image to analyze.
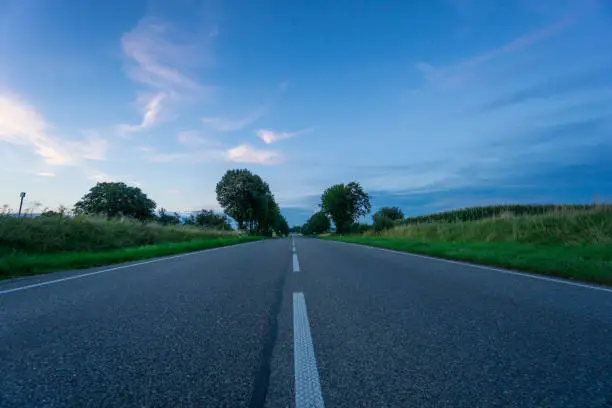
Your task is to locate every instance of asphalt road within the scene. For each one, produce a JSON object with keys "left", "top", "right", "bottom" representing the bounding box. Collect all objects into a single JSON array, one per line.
[{"left": 1, "top": 237, "right": 611, "bottom": 407}]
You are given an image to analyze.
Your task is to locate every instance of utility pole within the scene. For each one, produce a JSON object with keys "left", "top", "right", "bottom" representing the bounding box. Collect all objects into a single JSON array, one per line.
[{"left": 18, "top": 192, "right": 26, "bottom": 219}]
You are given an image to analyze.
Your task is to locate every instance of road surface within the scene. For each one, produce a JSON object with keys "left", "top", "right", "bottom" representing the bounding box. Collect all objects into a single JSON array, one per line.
[{"left": 1, "top": 237, "right": 611, "bottom": 407}]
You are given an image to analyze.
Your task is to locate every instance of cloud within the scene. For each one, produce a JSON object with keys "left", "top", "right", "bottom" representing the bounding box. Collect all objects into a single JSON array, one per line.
[
  {"left": 135, "top": 145, "right": 155, "bottom": 152},
  {"left": 119, "top": 17, "right": 215, "bottom": 132},
  {"left": 88, "top": 172, "right": 113, "bottom": 182},
  {"left": 0, "top": 93, "right": 108, "bottom": 165},
  {"left": 118, "top": 92, "right": 166, "bottom": 134},
  {"left": 201, "top": 108, "right": 265, "bottom": 132},
  {"left": 415, "top": 10, "right": 585, "bottom": 88},
  {"left": 256, "top": 128, "right": 313, "bottom": 144},
  {"left": 35, "top": 172, "right": 55, "bottom": 177},
  {"left": 226, "top": 144, "right": 283, "bottom": 165},
  {"left": 121, "top": 19, "right": 205, "bottom": 91}
]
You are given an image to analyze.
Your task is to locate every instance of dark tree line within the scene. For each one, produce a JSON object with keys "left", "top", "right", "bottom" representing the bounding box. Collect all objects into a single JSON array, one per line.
[{"left": 70, "top": 171, "right": 290, "bottom": 236}]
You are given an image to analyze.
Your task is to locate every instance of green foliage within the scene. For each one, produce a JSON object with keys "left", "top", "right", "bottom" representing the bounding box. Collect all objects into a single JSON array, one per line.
[
  {"left": 302, "top": 212, "right": 330, "bottom": 235},
  {"left": 373, "top": 214, "right": 395, "bottom": 232},
  {"left": 376, "top": 206, "right": 404, "bottom": 220},
  {"left": 320, "top": 182, "right": 371, "bottom": 233},
  {"left": 368, "top": 206, "right": 612, "bottom": 246},
  {"left": 74, "top": 182, "right": 156, "bottom": 221},
  {"left": 194, "top": 209, "right": 233, "bottom": 231},
  {"left": 157, "top": 208, "right": 181, "bottom": 226},
  {"left": 289, "top": 225, "right": 302, "bottom": 233},
  {"left": 324, "top": 236, "right": 612, "bottom": 286},
  {"left": 0, "top": 236, "right": 263, "bottom": 279},
  {"left": 215, "top": 168, "right": 288, "bottom": 236},
  {"left": 372, "top": 206, "right": 404, "bottom": 231},
  {"left": 0, "top": 216, "right": 236, "bottom": 255},
  {"left": 399, "top": 204, "right": 605, "bottom": 225}
]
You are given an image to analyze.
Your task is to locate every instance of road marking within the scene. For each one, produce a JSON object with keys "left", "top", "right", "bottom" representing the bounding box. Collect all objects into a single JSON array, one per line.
[
  {"left": 325, "top": 239, "right": 612, "bottom": 294},
  {"left": 0, "top": 241, "right": 261, "bottom": 296},
  {"left": 293, "top": 253, "right": 301, "bottom": 273},
  {"left": 293, "top": 292, "right": 325, "bottom": 408}
]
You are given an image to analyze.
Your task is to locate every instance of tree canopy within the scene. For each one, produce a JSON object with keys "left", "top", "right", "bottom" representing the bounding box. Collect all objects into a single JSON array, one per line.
[
  {"left": 216, "top": 169, "right": 288, "bottom": 236},
  {"left": 193, "top": 209, "right": 233, "bottom": 231},
  {"left": 74, "top": 182, "right": 156, "bottom": 221},
  {"left": 373, "top": 206, "right": 404, "bottom": 231},
  {"left": 320, "top": 182, "right": 371, "bottom": 233},
  {"left": 302, "top": 211, "right": 330, "bottom": 235}
]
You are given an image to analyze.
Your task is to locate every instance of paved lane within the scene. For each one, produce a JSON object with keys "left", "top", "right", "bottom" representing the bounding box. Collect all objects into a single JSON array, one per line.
[
  {"left": 0, "top": 239, "right": 290, "bottom": 408},
  {"left": 284, "top": 237, "right": 612, "bottom": 408},
  {"left": 2, "top": 236, "right": 611, "bottom": 407}
]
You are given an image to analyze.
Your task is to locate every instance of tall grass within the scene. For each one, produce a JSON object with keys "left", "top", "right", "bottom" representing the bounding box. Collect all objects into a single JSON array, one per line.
[
  {"left": 398, "top": 203, "right": 610, "bottom": 225},
  {"left": 379, "top": 206, "right": 612, "bottom": 246},
  {"left": 0, "top": 215, "right": 236, "bottom": 255},
  {"left": 326, "top": 205, "right": 612, "bottom": 285}
]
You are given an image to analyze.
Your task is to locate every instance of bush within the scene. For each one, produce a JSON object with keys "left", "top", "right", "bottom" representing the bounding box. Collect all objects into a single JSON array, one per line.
[
  {"left": 373, "top": 214, "right": 395, "bottom": 232},
  {"left": 0, "top": 216, "right": 236, "bottom": 254}
]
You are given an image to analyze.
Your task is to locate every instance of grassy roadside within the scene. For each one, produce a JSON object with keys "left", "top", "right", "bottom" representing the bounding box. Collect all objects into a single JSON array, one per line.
[
  {"left": 0, "top": 236, "right": 263, "bottom": 280},
  {"left": 322, "top": 236, "right": 612, "bottom": 285}
]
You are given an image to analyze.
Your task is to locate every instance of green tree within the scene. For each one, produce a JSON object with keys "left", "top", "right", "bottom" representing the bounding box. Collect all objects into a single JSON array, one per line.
[
  {"left": 216, "top": 169, "right": 271, "bottom": 232},
  {"left": 74, "top": 182, "right": 156, "bottom": 221},
  {"left": 195, "top": 209, "right": 233, "bottom": 231},
  {"left": 157, "top": 208, "right": 181, "bottom": 226},
  {"left": 303, "top": 211, "right": 330, "bottom": 235},
  {"left": 372, "top": 206, "right": 404, "bottom": 232},
  {"left": 375, "top": 206, "right": 404, "bottom": 221},
  {"left": 216, "top": 169, "right": 287, "bottom": 235},
  {"left": 320, "top": 182, "right": 371, "bottom": 233}
]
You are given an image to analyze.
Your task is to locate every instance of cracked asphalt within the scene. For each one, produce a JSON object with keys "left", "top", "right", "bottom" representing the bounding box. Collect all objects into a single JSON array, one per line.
[{"left": 1, "top": 237, "right": 611, "bottom": 407}]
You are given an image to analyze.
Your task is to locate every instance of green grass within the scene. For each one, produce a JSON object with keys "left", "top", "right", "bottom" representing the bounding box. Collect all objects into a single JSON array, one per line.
[
  {"left": 323, "top": 207, "right": 612, "bottom": 285},
  {"left": 323, "top": 236, "right": 612, "bottom": 285},
  {"left": 0, "top": 236, "right": 263, "bottom": 279},
  {"left": 0, "top": 215, "right": 236, "bottom": 254}
]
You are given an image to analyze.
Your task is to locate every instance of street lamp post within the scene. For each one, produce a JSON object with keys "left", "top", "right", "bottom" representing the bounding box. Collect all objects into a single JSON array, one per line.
[{"left": 18, "top": 192, "right": 26, "bottom": 219}]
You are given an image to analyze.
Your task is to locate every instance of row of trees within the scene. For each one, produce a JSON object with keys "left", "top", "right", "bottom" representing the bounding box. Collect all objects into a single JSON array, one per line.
[
  {"left": 70, "top": 170, "right": 290, "bottom": 236},
  {"left": 296, "top": 181, "right": 406, "bottom": 235}
]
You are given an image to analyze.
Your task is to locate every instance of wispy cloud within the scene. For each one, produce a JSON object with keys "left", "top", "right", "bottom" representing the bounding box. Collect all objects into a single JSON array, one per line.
[
  {"left": 0, "top": 93, "right": 108, "bottom": 165},
  {"left": 416, "top": 11, "right": 583, "bottom": 88},
  {"left": 35, "top": 172, "right": 56, "bottom": 177},
  {"left": 226, "top": 144, "right": 283, "bottom": 165},
  {"left": 201, "top": 108, "right": 265, "bottom": 132},
  {"left": 121, "top": 19, "right": 206, "bottom": 91},
  {"left": 119, "top": 17, "right": 215, "bottom": 133},
  {"left": 118, "top": 92, "right": 166, "bottom": 134},
  {"left": 256, "top": 128, "right": 313, "bottom": 144}
]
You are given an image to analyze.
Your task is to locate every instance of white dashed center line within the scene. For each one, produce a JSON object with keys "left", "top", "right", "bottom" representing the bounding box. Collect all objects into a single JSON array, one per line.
[{"left": 293, "top": 292, "right": 325, "bottom": 408}]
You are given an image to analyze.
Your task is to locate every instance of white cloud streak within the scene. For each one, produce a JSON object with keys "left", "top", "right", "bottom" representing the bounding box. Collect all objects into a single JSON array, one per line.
[
  {"left": 226, "top": 144, "right": 283, "bottom": 165},
  {"left": 0, "top": 93, "right": 108, "bottom": 166},
  {"left": 256, "top": 128, "right": 313, "bottom": 144},
  {"left": 117, "top": 92, "right": 166, "bottom": 134}
]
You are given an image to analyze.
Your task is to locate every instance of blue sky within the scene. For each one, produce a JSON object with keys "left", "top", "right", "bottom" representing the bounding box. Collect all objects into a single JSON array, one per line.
[{"left": 1, "top": 0, "right": 611, "bottom": 226}]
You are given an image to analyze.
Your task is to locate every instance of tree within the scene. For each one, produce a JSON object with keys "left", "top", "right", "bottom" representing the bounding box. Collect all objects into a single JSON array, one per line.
[
  {"left": 216, "top": 169, "right": 287, "bottom": 235},
  {"left": 158, "top": 208, "right": 181, "bottom": 226},
  {"left": 372, "top": 206, "right": 404, "bottom": 232},
  {"left": 74, "top": 182, "right": 156, "bottom": 221},
  {"left": 375, "top": 206, "right": 404, "bottom": 221},
  {"left": 302, "top": 211, "right": 330, "bottom": 235},
  {"left": 216, "top": 169, "right": 271, "bottom": 232},
  {"left": 320, "top": 182, "right": 371, "bottom": 233},
  {"left": 195, "top": 209, "right": 233, "bottom": 231}
]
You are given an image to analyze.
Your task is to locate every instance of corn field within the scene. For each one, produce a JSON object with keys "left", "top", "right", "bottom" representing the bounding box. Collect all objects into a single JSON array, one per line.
[{"left": 398, "top": 204, "right": 610, "bottom": 225}]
